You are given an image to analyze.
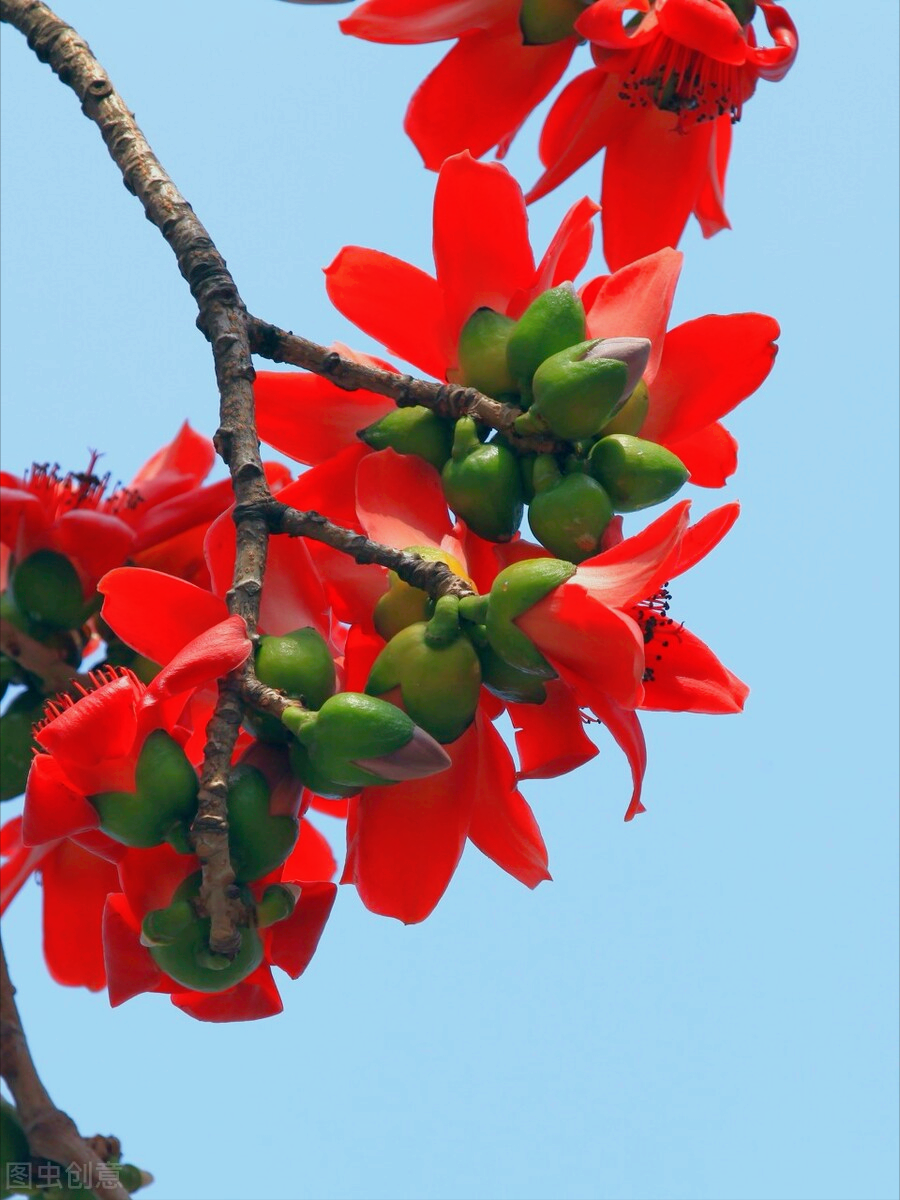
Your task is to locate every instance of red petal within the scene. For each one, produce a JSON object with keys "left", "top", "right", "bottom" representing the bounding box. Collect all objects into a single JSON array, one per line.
[
  {"left": 525, "top": 196, "right": 600, "bottom": 309},
  {"left": 54, "top": 511, "right": 135, "bottom": 589},
  {"left": 643, "top": 313, "right": 779, "bottom": 444},
  {"left": 348, "top": 723, "right": 477, "bottom": 923},
  {"left": 102, "top": 893, "right": 166, "bottom": 1006},
  {"left": 432, "top": 153, "right": 535, "bottom": 350},
  {"left": 266, "top": 881, "right": 337, "bottom": 978},
  {"left": 600, "top": 107, "right": 715, "bottom": 272},
  {"left": 693, "top": 115, "right": 732, "bottom": 237},
  {"left": 406, "top": 30, "right": 574, "bottom": 176},
  {"left": 42, "top": 840, "right": 119, "bottom": 990},
  {"left": 0, "top": 487, "right": 48, "bottom": 551},
  {"left": 749, "top": 2, "right": 799, "bottom": 80},
  {"left": 656, "top": 0, "right": 748, "bottom": 65},
  {"left": 561, "top": 673, "right": 647, "bottom": 821},
  {"left": 509, "top": 678, "right": 598, "bottom": 780},
  {"left": 99, "top": 567, "right": 228, "bottom": 663},
  {"left": 254, "top": 366, "right": 395, "bottom": 466},
  {"left": 466, "top": 712, "right": 550, "bottom": 888},
  {"left": 356, "top": 448, "right": 452, "bottom": 551},
  {"left": 130, "top": 477, "right": 235, "bottom": 554},
  {"left": 576, "top": 0, "right": 656, "bottom": 49},
  {"left": 638, "top": 621, "right": 748, "bottom": 713},
  {"left": 526, "top": 68, "right": 619, "bottom": 205},
  {"left": 131, "top": 421, "right": 215, "bottom": 492},
  {"left": 116, "top": 842, "right": 198, "bottom": 918},
  {"left": 171, "top": 963, "right": 283, "bottom": 1022},
  {"left": 664, "top": 422, "right": 738, "bottom": 487},
  {"left": 143, "top": 615, "right": 251, "bottom": 719},
  {"left": 670, "top": 502, "right": 739, "bottom": 578},
  {"left": 573, "top": 501, "right": 691, "bottom": 608},
  {"left": 340, "top": 0, "right": 515, "bottom": 43},
  {"left": 582, "top": 248, "right": 683, "bottom": 384},
  {"left": 281, "top": 819, "right": 338, "bottom": 883}
]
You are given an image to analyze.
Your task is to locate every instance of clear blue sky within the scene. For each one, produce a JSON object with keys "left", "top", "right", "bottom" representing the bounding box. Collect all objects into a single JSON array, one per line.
[{"left": 1, "top": 4, "right": 898, "bottom": 1199}]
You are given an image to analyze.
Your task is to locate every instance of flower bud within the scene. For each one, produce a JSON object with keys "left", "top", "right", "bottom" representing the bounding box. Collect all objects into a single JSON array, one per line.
[
  {"left": 288, "top": 740, "right": 361, "bottom": 799},
  {"left": 477, "top": 641, "right": 548, "bottom": 704},
  {"left": 528, "top": 455, "right": 615, "bottom": 562},
  {"left": 366, "top": 619, "right": 482, "bottom": 744},
  {"left": 11, "top": 549, "right": 84, "bottom": 630},
  {"left": 442, "top": 417, "right": 525, "bottom": 542},
  {"left": 373, "top": 545, "right": 473, "bottom": 642},
  {"left": 144, "top": 872, "right": 263, "bottom": 993},
  {"left": 516, "top": 337, "right": 651, "bottom": 441},
  {"left": 284, "top": 692, "right": 451, "bottom": 788},
  {"left": 256, "top": 883, "right": 300, "bottom": 929},
  {"left": 0, "top": 690, "right": 43, "bottom": 802},
  {"left": 596, "top": 378, "right": 650, "bottom": 437},
  {"left": 359, "top": 406, "right": 454, "bottom": 472},
  {"left": 452, "top": 308, "right": 517, "bottom": 398},
  {"left": 519, "top": 0, "right": 589, "bottom": 44},
  {"left": 226, "top": 764, "right": 299, "bottom": 882},
  {"left": 506, "top": 283, "right": 586, "bottom": 402},
  {"left": 256, "top": 628, "right": 335, "bottom": 709},
  {"left": 588, "top": 434, "right": 689, "bottom": 512},
  {"left": 484, "top": 558, "right": 575, "bottom": 676},
  {"left": 91, "top": 730, "right": 198, "bottom": 848}
]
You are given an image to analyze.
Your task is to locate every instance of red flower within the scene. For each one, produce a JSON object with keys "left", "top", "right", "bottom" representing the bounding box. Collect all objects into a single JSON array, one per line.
[
  {"left": 256, "top": 155, "right": 778, "bottom": 487},
  {"left": 21, "top": 619, "right": 252, "bottom": 847},
  {"left": 339, "top": 0, "right": 579, "bottom": 169},
  {"left": 528, "top": 0, "right": 799, "bottom": 267}
]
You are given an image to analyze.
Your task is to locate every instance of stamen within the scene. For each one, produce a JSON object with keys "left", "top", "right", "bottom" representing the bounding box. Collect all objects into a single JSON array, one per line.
[
  {"left": 33, "top": 665, "right": 137, "bottom": 734},
  {"left": 21, "top": 453, "right": 143, "bottom": 517},
  {"left": 633, "top": 585, "right": 683, "bottom": 683},
  {"left": 616, "top": 34, "right": 748, "bottom": 129}
]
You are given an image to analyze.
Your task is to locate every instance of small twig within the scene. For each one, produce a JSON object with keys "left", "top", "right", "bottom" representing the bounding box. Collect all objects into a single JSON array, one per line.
[
  {"left": 247, "top": 316, "right": 566, "bottom": 454},
  {"left": 0, "top": 934, "right": 132, "bottom": 1200}
]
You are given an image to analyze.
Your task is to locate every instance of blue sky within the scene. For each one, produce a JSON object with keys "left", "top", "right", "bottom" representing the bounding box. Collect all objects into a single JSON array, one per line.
[{"left": 1, "top": 4, "right": 898, "bottom": 1199}]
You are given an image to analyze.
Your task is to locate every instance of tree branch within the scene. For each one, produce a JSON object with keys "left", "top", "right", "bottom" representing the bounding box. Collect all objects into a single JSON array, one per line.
[{"left": 0, "top": 934, "right": 132, "bottom": 1200}]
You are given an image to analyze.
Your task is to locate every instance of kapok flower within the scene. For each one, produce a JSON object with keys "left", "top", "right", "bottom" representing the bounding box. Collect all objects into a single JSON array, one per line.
[
  {"left": 255, "top": 154, "right": 778, "bottom": 488},
  {"left": 21, "top": 618, "right": 251, "bottom": 848},
  {"left": 338, "top": 0, "right": 581, "bottom": 170},
  {"left": 528, "top": 0, "right": 799, "bottom": 268}
]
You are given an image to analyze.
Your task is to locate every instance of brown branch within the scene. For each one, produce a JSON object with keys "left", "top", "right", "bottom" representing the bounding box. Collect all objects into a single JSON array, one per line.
[
  {"left": 248, "top": 316, "right": 567, "bottom": 455},
  {"left": 0, "top": 934, "right": 132, "bottom": 1200},
  {"left": 0, "top": 0, "right": 263, "bottom": 953}
]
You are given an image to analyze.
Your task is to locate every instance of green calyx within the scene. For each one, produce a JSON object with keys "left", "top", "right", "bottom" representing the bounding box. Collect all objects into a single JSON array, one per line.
[
  {"left": 226, "top": 764, "right": 299, "bottom": 882},
  {"left": 596, "top": 378, "right": 650, "bottom": 437},
  {"left": 373, "top": 545, "right": 453, "bottom": 641},
  {"left": 359, "top": 405, "right": 454, "bottom": 472},
  {"left": 90, "top": 729, "right": 198, "bottom": 848},
  {"left": 442, "top": 417, "right": 525, "bottom": 542},
  {"left": 10, "top": 549, "right": 84, "bottom": 631},
  {"left": 257, "top": 883, "right": 299, "bottom": 929},
  {"left": 723, "top": 0, "right": 756, "bottom": 24},
  {"left": 588, "top": 434, "right": 689, "bottom": 512},
  {"left": 519, "top": 0, "right": 588, "bottom": 44},
  {"left": 485, "top": 557, "right": 575, "bottom": 676},
  {"left": 286, "top": 692, "right": 451, "bottom": 788},
  {"left": 477, "top": 641, "right": 548, "bottom": 704},
  {"left": 527, "top": 455, "right": 614, "bottom": 562},
  {"left": 0, "top": 689, "right": 44, "bottom": 802},
  {"left": 507, "top": 283, "right": 587, "bottom": 405},
  {"left": 143, "top": 872, "right": 263, "bottom": 994},
  {"left": 453, "top": 307, "right": 517, "bottom": 398},
  {"left": 288, "top": 740, "right": 361, "bottom": 799},
  {"left": 515, "top": 337, "right": 651, "bottom": 441},
  {"left": 365, "top": 614, "right": 482, "bottom": 744},
  {"left": 248, "top": 627, "right": 335, "bottom": 744}
]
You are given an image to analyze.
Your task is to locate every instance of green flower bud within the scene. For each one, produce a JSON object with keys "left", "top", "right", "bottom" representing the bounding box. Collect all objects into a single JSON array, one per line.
[
  {"left": 256, "top": 628, "right": 335, "bottom": 710},
  {"left": 596, "top": 378, "right": 650, "bottom": 437},
  {"left": 724, "top": 0, "right": 756, "bottom": 24},
  {"left": 588, "top": 434, "right": 689, "bottom": 512},
  {"left": 527, "top": 455, "right": 614, "bottom": 562},
  {"left": 515, "top": 337, "right": 651, "bottom": 441},
  {"left": 372, "top": 545, "right": 473, "bottom": 642},
  {"left": 453, "top": 308, "right": 517, "bottom": 398},
  {"left": 359, "top": 406, "right": 454, "bottom": 472},
  {"left": 442, "top": 417, "right": 525, "bottom": 542},
  {"left": 226, "top": 764, "right": 299, "bottom": 882},
  {"left": 507, "top": 283, "right": 587, "bottom": 403},
  {"left": 145, "top": 873, "right": 263, "bottom": 994},
  {"left": 519, "top": 0, "right": 589, "bottom": 44},
  {"left": 256, "top": 883, "right": 300, "bottom": 929},
  {"left": 0, "top": 690, "right": 43, "bottom": 802},
  {"left": 366, "top": 617, "right": 482, "bottom": 744},
  {"left": 477, "top": 642, "right": 548, "bottom": 704},
  {"left": 10, "top": 549, "right": 84, "bottom": 630},
  {"left": 140, "top": 899, "right": 195, "bottom": 947},
  {"left": 288, "top": 740, "right": 362, "bottom": 799},
  {"left": 91, "top": 730, "right": 198, "bottom": 848},
  {"left": 485, "top": 558, "right": 575, "bottom": 676},
  {"left": 285, "top": 692, "right": 451, "bottom": 788}
]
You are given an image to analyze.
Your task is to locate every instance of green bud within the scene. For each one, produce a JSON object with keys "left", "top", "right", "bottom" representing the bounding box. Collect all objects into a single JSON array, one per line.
[
  {"left": 373, "top": 545, "right": 462, "bottom": 642},
  {"left": 597, "top": 378, "right": 650, "bottom": 437},
  {"left": 485, "top": 558, "right": 575, "bottom": 676},
  {"left": 288, "top": 692, "right": 451, "bottom": 788},
  {"left": 91, "top": 730, "right": 198, "bottom": 848},
  {"left": 255, "top": 628, "right": 336, "bottom": 710},
  {"left": 366, "top": 620, "right": 482, "bottom": 744},
  {"left": 453, "top": 308, "right": 517, "bottom": 398},
  {"left": 477, "top": 642, "right": 548, "bottom": 704},
  {"left": 10, "top": 549, "right": 84, "bottom": 630},
  {"left": 506, "top": 283, "right": 586, "bottom": 403},
  {"left": 724, "top": 0, "right": 756, "bottom": 24},
  {"left": 257, "top": 883, "right": 299, "bottom": 929},
  {"left": 140, "top": 899, "right": 195, "bottom": 947},
  {"left": 588, "top": 434, "right": 689, "bottom": 512},
  {"left": 288, "top": 739, "right": 361, "bottom": 799},
  {"left": 442, "top": 418, "right": 525, "bottom": 542},
  {"left": 0, "top": 690, "right": 43, "bottom": 802},
  {"left": 226, "top": 764, "right": 299, "bottom": 882},
  {"left": 519, "top": 0, "right": 588, "bottom": 44},
  {"left": 528, "top": 464, "right": 615, "bottom": 563},
  {"left": 145, "top": 873, "right": 263, "bottom": 994},
  {"left": 359, "top": 406, "right": 454, "bottom": 472},
  {"left": 516, "top": 337, "right": 651, "bottom": 441}
]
